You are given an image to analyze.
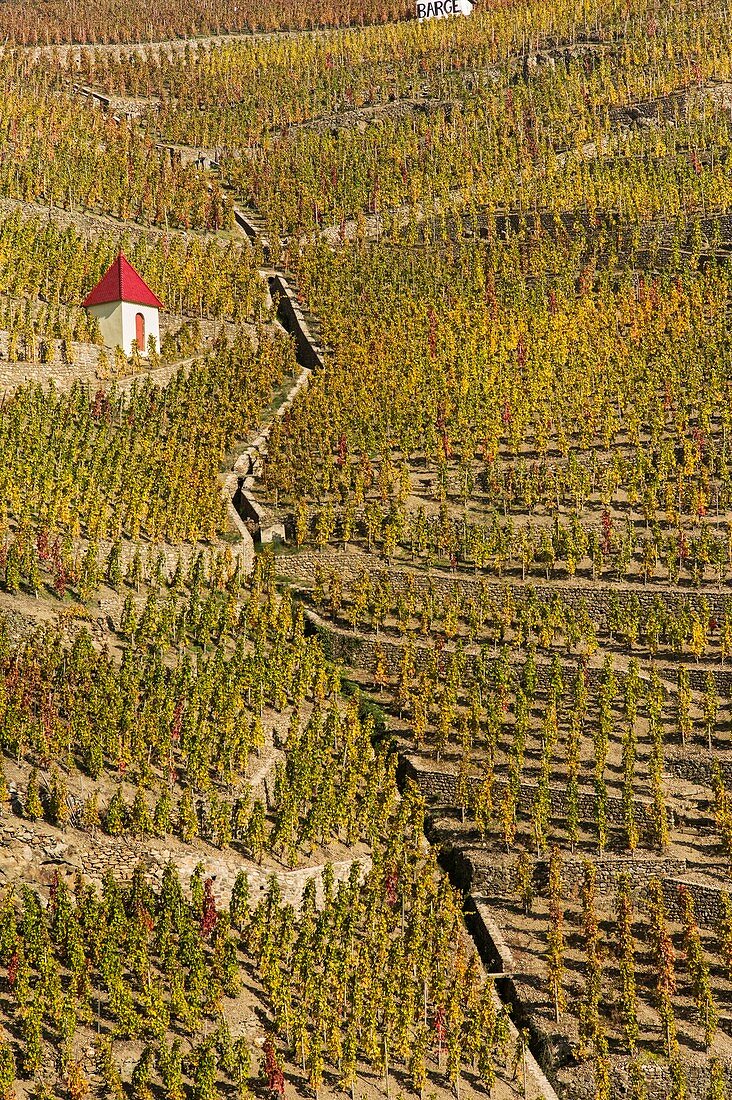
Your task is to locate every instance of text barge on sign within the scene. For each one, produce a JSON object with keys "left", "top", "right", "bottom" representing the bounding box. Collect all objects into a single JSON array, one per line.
[{"left": 417, "top": 0, "right": 473, "bottom": 18}]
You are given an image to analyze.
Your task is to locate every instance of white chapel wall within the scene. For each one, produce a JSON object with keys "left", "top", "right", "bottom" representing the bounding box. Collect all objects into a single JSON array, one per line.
[
  {"left": 87, "top": 301, "right": 124, "bottom": 352},
  {"left": 121, "top": 301, "right": 160, "bottom": 357}
]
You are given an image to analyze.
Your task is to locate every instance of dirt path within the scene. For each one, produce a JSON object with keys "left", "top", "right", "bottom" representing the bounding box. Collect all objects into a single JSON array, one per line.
[
  {"left": 0, "top": 193, "right": 240, "bottom": 247},
  {"left": 219, "top": 211, "right": 317, "bottom": 551},
  {"left": 19, "top": 21, "right": 409, "bottom": 64},
  {"left": 0, "top": 808, "right": 370, "bottom": 909}
]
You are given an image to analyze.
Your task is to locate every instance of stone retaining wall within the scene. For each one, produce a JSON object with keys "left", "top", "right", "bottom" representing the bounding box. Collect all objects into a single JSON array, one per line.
[
  {"left": 231, "top": 360, "right": 310, "bottom": 545},
  {"left": 662, "top": 876, "right": 728, "bottom": 926},
  {"left": 549, "top": 854, "right": 688, "bottom": 893},
  {"left": 453, "top": 846, "right": 688, "bottom": 898},
  {"left": 0, "top": 336, "right": 102, "bottom": 391},
  {"left": 468, "top": 897, "right": 515, "bottom": 973},
  {"left": 233, "top": 206, "right": 272, "bottom": 263},
  {"left": 0, "top": 194, "right": 232, "bottom": 247},
  {"left": 278, "top": 546, "right": 732, "bottom": 621},
  {"left": 0, "top": 811, "right": 365, "bottom": 912},
  {"left": 268, "top": 273, "right": 326, "bottom": 371},
  {"left": 298, "top": 587, "right": 732, "bottom": 695},
  {"left": 305, "top": 607, "right": 666, "bottom": 694},
  {"left": 0, "top": 315, "right": 235, "bottom": 395},
  {"left": 449, "top": 839, "right": 725, "bottom": 927},
  {"left": 664, "top": 747, "right": 732, "bottom": 789},
  {"left": 399, "top": 754, "right": 670, "bottom": 833},
  {"left": 0, "top": 606, "right": 42, "bottom": 646},
  {"left": 221, "top": 470, "right": 256, "bottom": 574},
  {"left": 224, "top": 226, "right": 322, "bottom": 547},
  {"left": 465, "top": 894, "right": 727, "bottom": 1098},
  {"left": 449, "top": 847, "right": 516, "bottom": 896}
]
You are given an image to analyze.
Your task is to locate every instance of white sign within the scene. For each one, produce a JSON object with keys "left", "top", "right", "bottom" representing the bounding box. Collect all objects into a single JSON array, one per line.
[{"left": 417, "top": 0, "right": 472, "bottom": 18}]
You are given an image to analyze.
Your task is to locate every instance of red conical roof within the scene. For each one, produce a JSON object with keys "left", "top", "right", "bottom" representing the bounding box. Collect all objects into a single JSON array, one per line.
[{"left": 83, "top": 253, "right": 163, "bottom": 309}]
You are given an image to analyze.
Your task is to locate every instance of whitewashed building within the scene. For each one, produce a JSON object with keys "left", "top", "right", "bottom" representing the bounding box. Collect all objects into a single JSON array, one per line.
[{"left": 83, "top": 253, "right": 162, "bottom": 357}]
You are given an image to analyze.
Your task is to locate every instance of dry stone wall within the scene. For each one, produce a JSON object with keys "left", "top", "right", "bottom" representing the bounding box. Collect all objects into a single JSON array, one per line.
[
  {"left": 467, "top": 893, "right": 728, "bottom": 1099},
  {"left": 665, "top": 747, "right": 732, "bottom": 789},
  {"left": 0, "top": 605, "right": 43, "bottom": 646},
  {"left": 451, "top": 846, "right": 687, "bottom": 898},
  {"left": 0, "top": 194, "right": 234, "bottom": 248},
  {"left": 226, "top": 257, "right": 322, "bottom": 546},
  {"left": 399, "top": 754, "right": 673, "bottom": 833},
  {"left": 0, "top": 335, "right": 103, "bottom": 391},
  {"left": 279, "top": 550, "right": 732, "bottom": 693},
  {"left": 0, "top": 811, "right": 367, "bottom": 912},
  {"left": 278, "top": 546, "right": 732, "bottom": 621},
  {"left": 468, "top": 898, "right": 515, "bottom": 973},
  {"left": 268, "top": 274, "right": 326, "bottom": 371},
  {"left": 304, "top": 607, "right": 672, "bottom": 696},
  {"left": 661, "top": 876, "right": 728, "bottom": 926},
  {"left": 440, "top": 812, "right": 726, "bottom": 926},
  {"left": 0, "top": 319, "right": 233, "bottom": 394}
]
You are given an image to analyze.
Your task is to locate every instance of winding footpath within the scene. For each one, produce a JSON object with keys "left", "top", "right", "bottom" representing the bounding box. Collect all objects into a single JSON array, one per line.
[
  {"left": 221, "top": 209, "right": 323, "bottom": 569},
  {"left": 0, "top": 804, "right": 369, "bottom": 911},
  {"left": 19, "top": 18, "right": 413, "bottom": 64}
]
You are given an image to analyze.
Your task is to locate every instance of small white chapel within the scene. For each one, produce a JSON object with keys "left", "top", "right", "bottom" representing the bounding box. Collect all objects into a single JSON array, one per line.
[{"left": 83, "top": 253, "right": 162, "bottom": 357}]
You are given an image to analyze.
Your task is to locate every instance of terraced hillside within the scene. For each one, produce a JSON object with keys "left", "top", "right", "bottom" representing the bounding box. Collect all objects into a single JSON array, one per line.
[{"left": 4, "top": 0, "right": 732, "bottom": 1098}]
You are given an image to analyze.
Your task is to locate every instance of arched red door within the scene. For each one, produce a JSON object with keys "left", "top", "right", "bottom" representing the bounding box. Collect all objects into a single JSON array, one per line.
[{"left": 135, "top": 312, "right": 145, "bottom": 350}]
